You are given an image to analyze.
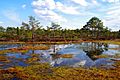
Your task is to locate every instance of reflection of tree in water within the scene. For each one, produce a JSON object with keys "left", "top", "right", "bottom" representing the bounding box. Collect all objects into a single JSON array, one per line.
[
  {"left": 50, "top": 54, "right": 61, "bottom": 60},
  {"left": 103, "top": 43, "right": 109, "bottom": 51},
  {"left": 50, "top": 54, "right": 63, "bottom": 67},
  {"left": 85, "top": 49, "right": 103, "bottom": 60},
  {"left": 53, "top": 43, "right": 56, "bottom": 53},
  {"left": 83, "top": 42, "right": 108, "bottom": 60}
]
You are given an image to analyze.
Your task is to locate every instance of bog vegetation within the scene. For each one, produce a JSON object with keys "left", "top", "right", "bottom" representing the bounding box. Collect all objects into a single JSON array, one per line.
[
  {"left": 1, "top": 61, "right": 120, "bottom": 80},
  {"left": 0, "top": 16, "right": 120, "bottom": 80},
  {"left": 0, "top": 16, "right": 120, "bottom": 42}
]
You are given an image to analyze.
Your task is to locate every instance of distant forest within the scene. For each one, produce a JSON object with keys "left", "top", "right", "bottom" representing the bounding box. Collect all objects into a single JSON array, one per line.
[{"left": 0, "top": 16, "right": 120, "bottom": 42}]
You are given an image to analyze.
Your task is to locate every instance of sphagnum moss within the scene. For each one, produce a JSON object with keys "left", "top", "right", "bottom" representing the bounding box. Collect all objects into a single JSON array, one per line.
[
  {"left": 1, "top": 61, "right": 120, "bottom": 80},
  {"left": 0, "top": 40, "right": 120, "bottom": 80}
]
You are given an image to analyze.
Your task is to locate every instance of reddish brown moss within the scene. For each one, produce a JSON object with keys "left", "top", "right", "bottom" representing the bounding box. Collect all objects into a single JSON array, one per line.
[{"left": 1, "top": 61, "right": 120, "bottom": 80}]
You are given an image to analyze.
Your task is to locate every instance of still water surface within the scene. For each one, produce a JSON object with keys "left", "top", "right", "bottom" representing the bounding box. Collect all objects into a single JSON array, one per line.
[{"left": 0, "top": 42, "right": 120, "bottom": 69}]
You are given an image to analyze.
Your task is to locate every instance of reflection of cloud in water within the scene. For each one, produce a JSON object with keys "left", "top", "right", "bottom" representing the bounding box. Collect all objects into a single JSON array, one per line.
[
  {"left": 73, "top": 60, "right": 86, "bottom": 67},
  {"left": 108, "top": 44, "right": 120, "bottom": 48},
  {"left": 57, "top": 48, "right": 84, "bottom": 54},
  {"left": 38, "top": 48, "right": 95, "bottom": 67},
  {"left": 93, "top": 58, "right": 114, "bottom": 68},
  {"left": 0, "top": 42, "right": 120, "bottom": 68},
  {"left": 35, "top": 44, "right": 118, "bottom": 68},
  {"left": 50, "top": 58, "right": 63, "bottom": 66},
  {"left": 103, "top": 50, "right": 119, "bottom": 55}
]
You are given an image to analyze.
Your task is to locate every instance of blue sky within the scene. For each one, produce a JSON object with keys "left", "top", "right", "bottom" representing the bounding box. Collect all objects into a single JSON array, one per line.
[{"left": 0, "top": 0, "right": 120, "bottom": 31}]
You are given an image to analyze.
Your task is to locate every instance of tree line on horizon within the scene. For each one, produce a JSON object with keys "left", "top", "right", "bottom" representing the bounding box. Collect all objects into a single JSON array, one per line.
[{"left": 0, "top": 16, "right": 120, "bottom": 42}]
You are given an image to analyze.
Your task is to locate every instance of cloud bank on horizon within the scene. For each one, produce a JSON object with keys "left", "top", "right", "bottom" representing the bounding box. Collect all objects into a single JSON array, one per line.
[{"left": 0, "top": 0, "right": 120, "bottom": 31}]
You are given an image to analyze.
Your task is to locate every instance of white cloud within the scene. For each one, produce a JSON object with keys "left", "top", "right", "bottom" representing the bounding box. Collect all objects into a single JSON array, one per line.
[
  {"left": 34, "top": 9, "right": 67, "bottom": 22},
  {"left": 32, "top": 0, "right": 80, "bottom": 15},
  {"left": 92, "top": 0, "right": 99, "bottom": 5},
  {"left": 31, "top": 0, "right": 120, "bottom": 31},
  {"left": 108, "top": 0, "right": 115, "bottom": 3},
  {"left": 56, "top": 2, "right": 80, "bottom": 15},
  {"left": 71, "top": 0, "right": 88, "bottom": 6},
  {"left": 32, "top": 0, "right": 66, "bottom": 22},
  {"left": 106, "top": 4, "right": 120, "bottom": 19},
  {"left": 32, "top": 0, "right": 80, "bottom": 22},
  {"left": 102, "top": 0, "right": 120, "bottom": 3},
  {"left": 22, "top": 4, "right": 26, "bottom": 9},
  {"left": 102, "top": 3, "right": 120, "bottom": 30},
  {"left": 32, "top": 0, "right": 55, "bottom": 10}
]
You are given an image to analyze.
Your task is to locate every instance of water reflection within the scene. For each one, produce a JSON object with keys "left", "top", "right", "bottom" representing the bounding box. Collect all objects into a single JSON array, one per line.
[
  {"left": 0, "top": 42, "right": 120, "bottom": 69},
  {"left": 83, "top": 43, "right": 108, "bottom": 60},
  {"left": 0, "top": 44, "right": 24, "bottom": 50},
  {"left": 45, "top": 42, "right": 114, "bottom": 68}
]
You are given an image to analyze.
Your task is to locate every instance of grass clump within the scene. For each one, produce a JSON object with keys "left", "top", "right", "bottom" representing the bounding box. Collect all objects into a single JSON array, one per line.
[
  {"left": 59, "top": 54, "right": 73, "bottom": 58},
  {"left": 0, "top": 56, "right": 10, "bottom": 63},
  {"left": 20, "top": 45, "right": 50, "bottom": 50},
  {"left": 51, "top": 54, "right": 73, "bottom": 59},
  {"left": 112, "top": 53, "right": 120, "bottom": 58},
  {"left": 0, "top": 49, "right": 28, "bottom": 54},
  {"left": 1, "top": 61, "right": 120, "bottom": 80},
  {"left": 26, "top": 54, "right": 40, "bottom": 64},
  {"left": 0, "top": 50, "right": 10, "bottom": 54},
  {"left": 93, "top": 54, "right": 109, "bottom": 58},
  {"left": 0, "top": 45, "right": 49, "bottom": 54}
]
